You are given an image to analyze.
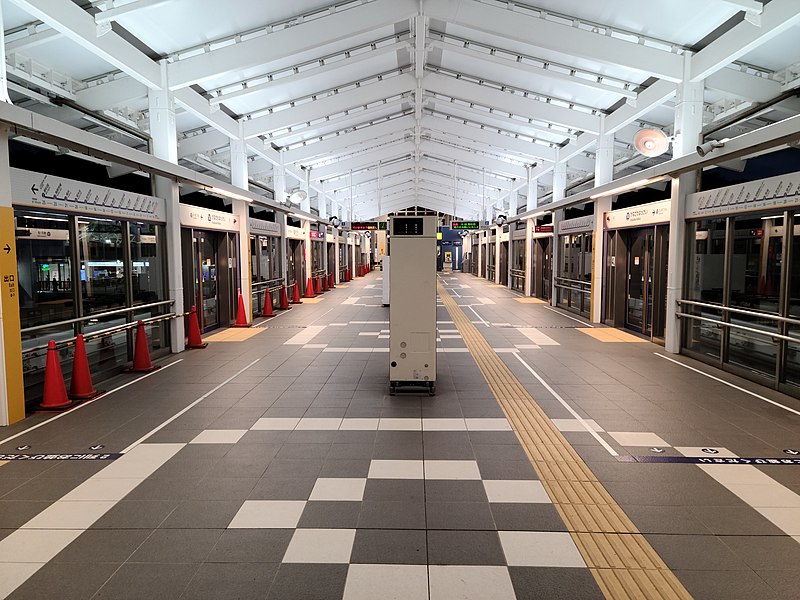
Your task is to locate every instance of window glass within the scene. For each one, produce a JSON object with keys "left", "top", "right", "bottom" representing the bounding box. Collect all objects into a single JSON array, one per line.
[
  {"left": 14, "top": 209, "right": 75, "bottom": 329},
  {"left": 78, "top": 218, "right": 127, "bottom": 314},
  {"left": 130, "top": 222, "right": 164, "bottom": 305},
  {"left": 250, "top": 236, "right": 259, "bottom": 282}
]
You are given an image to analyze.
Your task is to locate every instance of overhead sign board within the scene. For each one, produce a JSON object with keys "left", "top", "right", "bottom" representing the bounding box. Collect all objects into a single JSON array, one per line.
[
  {"left": 451, "top": 220, "right": 480, "bottom": 230},
  {"left": 180, "top": 205, "right": 239, "bottom": 232},
  {"left": 605, "top": 199, "right": 671, "bottom": 230},
  {"left": 348, "top": 221, "right": 387, "bottom": 231},
  {"left": 557, "top": 215, "right": 595, "bottom": 235},
  {"left": 534, "top": 225, "right": 554, "bottom": 233},
  {"left": 687, "top": 172, "right": 800, "bottom": 218},
  {"left": 309, "top": 231, "right": 325, "bottom": 240},
  {"left": 286, "top": 225, "right": 305, "bottom": 240},
  {"left": 11, "top": 168, "right": 165, "bottom": 222},
  {"left": 248, "top": 218, "right": 281, "bottom": 236}
]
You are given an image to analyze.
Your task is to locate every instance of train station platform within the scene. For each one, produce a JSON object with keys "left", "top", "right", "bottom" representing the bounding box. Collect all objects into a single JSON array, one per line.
[{"left": 0, "top": 271, "right": 798, "bottom": 600}]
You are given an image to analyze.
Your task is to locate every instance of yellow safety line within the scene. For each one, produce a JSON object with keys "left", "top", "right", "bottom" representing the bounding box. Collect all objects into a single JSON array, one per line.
[{"left": 438, "top": 282, "right": 692, "bottom": 600}]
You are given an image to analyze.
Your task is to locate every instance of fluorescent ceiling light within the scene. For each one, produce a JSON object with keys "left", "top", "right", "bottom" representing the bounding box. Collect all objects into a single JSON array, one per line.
[
  {"left": 589, "top": 177, "right": 668, "bottom": 200},
  {"left": 208, "top": 187, "right": 253, "bottom": 203}
]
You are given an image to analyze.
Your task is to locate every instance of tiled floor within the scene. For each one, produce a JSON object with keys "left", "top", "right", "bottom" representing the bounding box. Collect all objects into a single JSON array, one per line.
[{"left": 0, "top": 272, "right": 798, "bottom": 599}]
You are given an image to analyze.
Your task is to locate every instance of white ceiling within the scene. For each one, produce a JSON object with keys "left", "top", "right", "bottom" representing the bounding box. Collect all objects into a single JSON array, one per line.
[{"left": 2, "top": 0, "right": 799, "bottom": 219}]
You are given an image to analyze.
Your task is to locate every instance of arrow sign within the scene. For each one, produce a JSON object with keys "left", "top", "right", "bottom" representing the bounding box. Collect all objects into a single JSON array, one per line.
[
  {"left": 16, "top": 445, "right": 30, "bottom": 451},
  {"left": 3, "top": 244, "right": 9, "bottom": 254},
  {"left": 701, "top": 448, "right": 720, "bottom": 455},
  {"left": 784, "top": 449, "right": 800, "bottom": 456},
  {"left": 31, "top": 185, "right": 38, "bottom": 194},
  {"left": 650, "top": 448, "right": 665, "bottom": 453},
  {"left": 90, "top": 444, "right": 105, "bottom": 451}
]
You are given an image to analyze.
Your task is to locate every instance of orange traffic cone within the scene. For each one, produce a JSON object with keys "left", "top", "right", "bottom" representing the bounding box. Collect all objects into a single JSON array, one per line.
[
  {"left": 314, "top": 276, "right": 322, "bottom": 294},
  {"left": 345, "top": 268, "right": 351, "bottom": 281},
  {"left": 291, "top": 281, "right": 302, "bottom": 304},
  {"left": 186, "top": 305, "right": 208, "bottom": 349},
  {"left": 262, "top": 289, "right": 274, "bottom": 318},
  {"left": 278, "top": 285, "right": 291, "bottom": 309},
  {"left": 329, "top": 273, "right": 335, "bottom": 289},
  {"left": 232, "top": 289, "right": 250, "bottom": 327},
  {"left": 322, "top": 274, "right": 329, "bottom": 291},
  {"left": 40, "top": 340, "right": 72, "bottom": 410},
  {"left": 305, "top": 278, "right": 316, "bottom": 298},
  {"left": 68, "top": 334, "right": 102, "bottom": 400},
  {"left": 127, "top": 321, "right": 160, "bottom": 373}
]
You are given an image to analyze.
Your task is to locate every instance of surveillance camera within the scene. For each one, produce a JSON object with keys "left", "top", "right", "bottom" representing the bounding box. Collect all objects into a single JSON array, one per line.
[
  {"left": 329, "top": 216, "right": 341, "bottom": 228},
  {"left": 696, "top": 139, "right": 725, "bottom": 157},
  {"left": 495, "top": 214, "right": 507, "bottom": 226}
]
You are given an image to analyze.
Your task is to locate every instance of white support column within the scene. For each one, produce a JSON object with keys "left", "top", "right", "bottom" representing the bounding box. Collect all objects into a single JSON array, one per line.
[
  {"left": 524, "top": 222, "right": 533, "bottom": 296},
  {"left": 318, "top": 177, "right": 327, "bottom": 221},
  {"left": 148, "top": 65, "right": 184, "bottom": 353},
  {"left": 273, "top": 154, "right": 289, "bottom": 287},
  {"left": 526, "top": 165, "right": 538, "bottom": 212},
  {"left": 0, "top": 4, "right": 11, "bottom": 103},
  {"left": 551, "top": 209, "right": 563, "bottom": 307},
  {"left": 230, "top": 133, "right": 251, "bottom": 324},
  {"left": 494, "top": 226, "right": 501, "bottom": 285},
  {"left": 592, "top": 118, "right": 614, "bottom": 323},
  {"left": 666, "top": 53, "right": 704, "bottom": 353},
  {"left": 552, "top": 162, "right": 567, "bottom": 204},
  {"left": 300, "top": 168, "right": 311, "bottom": 214}
]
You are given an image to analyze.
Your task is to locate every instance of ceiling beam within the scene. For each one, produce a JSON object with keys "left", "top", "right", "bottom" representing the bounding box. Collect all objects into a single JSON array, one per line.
[
  {"left": 167, "top": 0, "right": 417, "bottom": 90},
  {"left": 242, "top": 73, "right": 416, "bottom": 139},
  {"left": 420, "top": 139, "right": 526, "bottom": 179},
  {"left": 311, "top": 140, "right": 415, "bottom": 179},
  {"left": 74, "top": 76, "right": 148, "bottom": 111}
]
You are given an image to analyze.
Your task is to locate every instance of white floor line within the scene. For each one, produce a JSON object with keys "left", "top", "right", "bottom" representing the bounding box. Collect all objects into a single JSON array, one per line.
[
  {"left": 511, "top": 353, "right": 618, "bottom": 457},
  {"left": 543, "top": 305, "right": 594, "bottom": 328},
  {"left": 0, "top": 359, "right": 183, "bottom": 448},
  {"left": 654, "top": 353, "right": 800, "bottom": 417},
  {"left": 255, "top": 309, "right": 291, "bottom": 327},
  {"left": 284, "top": 325, "right": 326, "bottom": 345},
  {"left": 121, "top": 358, "right": 261, "bottom": 453},
  {"left": 467, "top": 305, "right": 490, "bottom": 328}
]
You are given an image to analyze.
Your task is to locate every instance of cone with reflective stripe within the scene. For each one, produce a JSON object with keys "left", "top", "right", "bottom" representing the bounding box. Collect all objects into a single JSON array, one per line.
[
  {"left": 279, "top": 285, "right": 292, "bottom": 309},
  {"left": 127, "top": 320, "right": 160, "bottom": 373},
  {"left": 68, "top": 334, "right": 102, "bottom": 400},
  {"left": 262, "top": 289, "right": 274, "bottom": 318},
  {"left": 291, "top": 281, "right": 302, "bottom": 304},
  {"left": 186, "top": 305, "right": 208, "bottom": 349},
  {"left": 322, "top": 274, "right": 329, "bottom": 291},
  {"left": 305, "top": 278, "right": 316, "bottom": 298},
  {"left": 232, "top": 288, "right": 250, "bottom": 327},
  {"left": 40, "top": 340, "right": 72, "bottom": 410}
]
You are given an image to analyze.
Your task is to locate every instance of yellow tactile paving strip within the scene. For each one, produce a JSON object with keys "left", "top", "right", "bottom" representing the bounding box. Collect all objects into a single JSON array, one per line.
[
  {"left": 438, "top": 282, "right": 692, "bottom": 600},
  {"left": 204, "top": 328, "right": 264, "bottom": 342},
  {"left": 578, "top": 328, "right": 648, "bottom": 343},
  {"left": 301, "top": 297, "right": 325, "bottom": 304},
  {"left": 514, "top": 297, "right": 546, "bottom": 304}
]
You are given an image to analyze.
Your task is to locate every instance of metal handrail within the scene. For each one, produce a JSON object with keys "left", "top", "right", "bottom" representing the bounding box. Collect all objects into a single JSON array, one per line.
[
  {"left": 22, "top": 312, "right": 177, "bottom": 356},
  {"left": 677, "top": 299, "right": 800, "bottom": 327},
  {"left": 676, "top": 311, "right": 800, "bottom": 344},
  {"left": 554, "top": 277, "right": 591, "bottom": 295},
  {"left": 510, "top": 268, "right": 526, "bottom": 276},
  {"left": 21, "top": 300, "right": 175, "bottom": 334}
]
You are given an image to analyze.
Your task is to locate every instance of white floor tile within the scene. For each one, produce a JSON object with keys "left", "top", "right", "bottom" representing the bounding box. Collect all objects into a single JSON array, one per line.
[
  {"left": 499, "top": 531, "right": 585, "bottom": 567},
  {"left": 483, "top": 480, "right": 550, "bottom": 503},
  {"left": 756, "top": 507, "right": 800, "bottom": 535},
  {"left": 190, "top": 429, "right": 247, "bottom": 444},
  {"left": 94, "top": 443, "right": 184, "bottom": 479},
  {"left": 368, "top": 460, "right": 424, "bottom": 479},
  {"left": 282, "top": 528, "right": 356, "bottom": 563},
  {"left": 343, "top": 564, "right": 429, "bottom": 600},
  {"left": 61, "top": 478, "right": 142, "bottom": 502},
  {"left": 422, "top": 419, "right": 467, "bottom": 431},
  {"left": 607, "top": 432, "right": 670, "bottom": 447},
  {"left": 698, "top": 465, "right": 775, "bottom": 486},
  {"left": 0, "top": 563, "right": 44, "bottom": 598},
  {"left": 551, "top": 418, "right": 604, "bottom": 432},
  {"left": 296, "top": 418, "right": 342, "bottom": 430},
  {"left": 228, "top": 500, "right": 306, "bottom": 528},
  {"left": 424, "top": 460, "right": 481, "bottom": 480},
  {"left": 0, "top": 529, "right": 83, "bottom": 562},
  {"left": 378, "top": 418, "right": 422, "bottom": 431},
  {"left": 429, "top": 565, "right": 516, "bottom": 600},
  {"left": 464, "top": 418, "right": 512, "bottom": 431},
  {"left": 674, "top": 446, "right": 738, "bottom": 458},
  {"left": 340, "top": 418, "right": 379, "bottom": 430},
  {"left": 727, "top": 483, "right": 800, "bottom": 508},
  {"left": 309, "top": 478, "right": 367, "bottom": 501},
  {"left": 22, "top": 501, "right": 115, "bottom": 530},
  {"left": 251, "top": 417, "right": 300, "bottom": 431}
]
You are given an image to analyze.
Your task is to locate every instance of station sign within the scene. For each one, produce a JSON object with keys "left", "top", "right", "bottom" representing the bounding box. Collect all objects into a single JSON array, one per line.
[
  {"left": 687, "top": 172, "right": 800, "bottom": 218},
  {"left": 557, "top": 215, "right": 595, "bottom": 235},
  {"left": 348, "top": 221, "right": 387, "bottom": 231},
  {"left": 286, "top": 225, "right": 305, "bottom": 240},
  {"left": 605, "top": 199, "right": 671, "bottom": 230},
  {"left": 534, "top": 225, "right": 553, "bottom": 233},
  {"left": 451, "top": 220, "right": 480, "bottom": 230},
  {"left": 180, "top": 205, "right": 239, "bottom": 232},
  {"left": 309, "top": 231, "right": 325, "bottom": 240},
  {"left": 11, "top": 168, "right": 165, "bottom": 222},
  {"left": 248, "top": 218, "right": 281, "bottom": 237}
]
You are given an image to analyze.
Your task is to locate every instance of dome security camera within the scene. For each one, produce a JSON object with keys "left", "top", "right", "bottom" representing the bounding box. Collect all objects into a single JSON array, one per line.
[
  {"left": 696, "top": 139, "right": 726, "bottom": 157},
  {"left": 495, "top": 214, "right": 507, "bottom": 226},
  {"left": 329, "top": 216, "right": 341, "bottom": 227}
]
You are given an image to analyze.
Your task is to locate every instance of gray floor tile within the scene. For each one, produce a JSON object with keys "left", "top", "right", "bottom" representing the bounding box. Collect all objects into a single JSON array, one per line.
[
  {"left": 490, "top": 503, "right": 568, "bottom": 532},
  {"left": 266, "top": 563, "right": 348, "bottom": 600},
  {"left": 622, "top": 505, "right": 713, "bottom": 535},
  {"left": 425, "top": 480, "right": 488, "bottom": 503},
  {"left": 297, "top": 501, "right": 362, "bottom": 528},
  {"left": 689, "top": 505, "right": 786, "bottom": 535},
  {"left": 676, "top": 569, "right": 781, "bottom": 600},
  {"left": 264, "top": 459, "right": 325, "bottom": 479},
  {"left": 191, "top": 477, "right": 258, "bottom": 501},
  {"left": 363, "top": 480, "right": 425, "bottom": 503},
  {"left": 757, "top": 570, "right": 800, "bottom": 599},
  {"left": 350, "top": 529, "right": 428, "bottom": 565},
  {"left": 206, "top": 529, "right": 294, "bottom": 563},
  {"left": 319, "top": 459, "right": 372, "bottom": 478},
  {"left": 326, "top": 444, "right": 374, "bottom": 459},
  {"left": 179, "top": 562, "right": 279, "bottom": 600},
  {"left": 160, "top": 500, "right": 244, "bottom": 529},
  {"left": 129, "top": 529, "right": 223, "bottom": 564},
  {"left": 7, "top": 561, "right": 120, "bottom": 600},
  {"left": 426, "top": 501, "right": 496, "bottom": 530},
  {"left": 0, "top": 478, "right": 82, "bottom": 502},
  {"left": 0, "top": 501, "right": 52, "bottom": 529},
  {"left": 509, "top": 566, "right": 604, "bottom": 600},
  {"left": 645, "top": 533, "right": 749, "bottom": 571},
  {"left": 358, "top": 501, "right": 426, "bottom": 529},
  {"left": 373, "top": 443, "right": 424, "bottom": 460},
  {"left": 427, "top": 530, "right": 506, "bottom": 565},
  {"left": 92, "top": 562, "right": 198, "bottom": 600},
  {"left": 477, "top": 460, "right": 539, "bottom": 480},
  {"left": 472, "top": 444, "right": 530, "bottom": 461},
  {"left": 51, "top": 528, "right": 151, "bottom": 563},
  {"left": 720, "top": 535, "right": 800, "bottom": 571},
  {"left": 276, "top": 443, "right": 332, "bottom": 459},
  {"left": 248, "top": 477, "right": 317, "bottom": 501}
]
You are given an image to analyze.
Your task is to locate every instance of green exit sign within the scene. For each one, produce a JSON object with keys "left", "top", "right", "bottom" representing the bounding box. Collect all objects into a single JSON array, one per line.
[{"left": 451, "top": 221, "right": 480, "bottom": 230}]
